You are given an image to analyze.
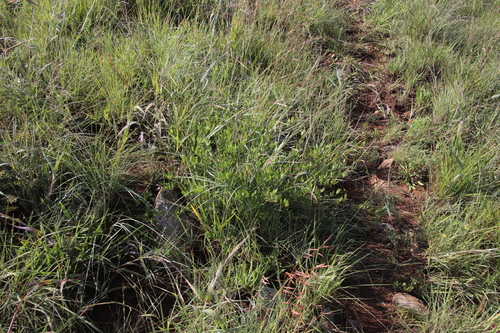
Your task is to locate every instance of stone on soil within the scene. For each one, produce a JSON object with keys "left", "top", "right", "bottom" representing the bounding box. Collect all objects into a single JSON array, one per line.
[
  {"left": 392, "top": 292, "right": 428, "bottom": 316},
  {"left": 154, "top": 188, "right": 191, "bottom": 244}
]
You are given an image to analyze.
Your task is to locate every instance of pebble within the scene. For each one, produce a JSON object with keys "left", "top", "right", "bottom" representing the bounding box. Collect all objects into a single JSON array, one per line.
[{"left": 392, "top": 292, "right": 428, "bottom": 316}]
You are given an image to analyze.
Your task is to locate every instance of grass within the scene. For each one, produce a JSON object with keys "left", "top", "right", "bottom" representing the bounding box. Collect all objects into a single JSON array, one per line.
[
  {"left": 369, "top": 0, "right": 500, "bottom": 331},
  {"left": 1, "top": 0, "right": 499, "bottom": 332}
]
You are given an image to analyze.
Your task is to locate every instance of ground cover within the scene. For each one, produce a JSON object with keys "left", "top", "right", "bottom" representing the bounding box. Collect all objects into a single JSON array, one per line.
[{"left": 1, "top": 0, "right": 499, "bottom": 332}]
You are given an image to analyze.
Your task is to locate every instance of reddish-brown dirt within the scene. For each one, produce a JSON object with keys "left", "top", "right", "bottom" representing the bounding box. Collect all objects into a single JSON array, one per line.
[{"left": 320, "top": 1, "right": 429, "bottom": 332}]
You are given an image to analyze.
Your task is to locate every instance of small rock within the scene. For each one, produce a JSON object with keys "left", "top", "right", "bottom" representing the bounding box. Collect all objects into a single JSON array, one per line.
[
  {"left": 378, "top": 158, "right": 394, "bottom": 169},
  {"left": 380, "top": 145, "right": 396, "bottom": 154},
  {"left": 154, "top": 188, "right": 191, "bottom": 244},
  {"left": 410, "top": 244, "right": 425, "bottom": 258},
  {"left": 393, "top": 292, "right": 428, "bottom": 316},
  {"left": 320, "top": 306, "right": 344, "bottom": 332},
  {"left": 254, "top": 286, "right": 282, "bottom": 320},
  {"left": 369, "top": 174, "right": 389, "bottom": 190},
  {"left": 260, "top": 286, "right": 280, "bottom": 310}
]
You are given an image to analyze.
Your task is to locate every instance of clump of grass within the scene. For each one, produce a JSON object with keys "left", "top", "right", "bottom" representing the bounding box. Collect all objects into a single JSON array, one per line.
[
  {"left": 1, "top": 0, "right": 359, "bottom": 331},
  {"left": 369, "top": 0, "right": 500, "bottom": 330}
]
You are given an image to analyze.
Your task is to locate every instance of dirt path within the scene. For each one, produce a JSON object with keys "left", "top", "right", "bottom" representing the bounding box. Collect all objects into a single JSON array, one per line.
[{"left": 322, "top": 1, "right": 429, "bottom": 332}]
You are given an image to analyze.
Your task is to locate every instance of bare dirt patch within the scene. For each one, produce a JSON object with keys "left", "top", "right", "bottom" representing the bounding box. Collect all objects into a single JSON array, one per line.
[{"left": 321, "top": 0, "right": 430, "bottom": 332}]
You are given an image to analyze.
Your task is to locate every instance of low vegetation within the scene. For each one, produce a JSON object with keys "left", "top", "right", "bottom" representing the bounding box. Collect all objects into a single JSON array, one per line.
[{"left": 1, "top": 0, "right": 498, "bottom": 332}]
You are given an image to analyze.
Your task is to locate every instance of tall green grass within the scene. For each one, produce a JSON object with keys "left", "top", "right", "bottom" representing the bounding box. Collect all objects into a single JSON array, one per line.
[
  {"left": 1, "top": 0, "right": 358, "bottom": 331},
  {"left": 370, "top": 0, "right": 500, "bottom": 330},
  {"left": 2, "top": 0, "right": 498, "bottom": 331}
]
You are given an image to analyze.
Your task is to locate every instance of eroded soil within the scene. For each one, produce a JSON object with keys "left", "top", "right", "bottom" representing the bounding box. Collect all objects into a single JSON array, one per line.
[{"left": 321, "top": 1, "right": 429, "bottom": 332}]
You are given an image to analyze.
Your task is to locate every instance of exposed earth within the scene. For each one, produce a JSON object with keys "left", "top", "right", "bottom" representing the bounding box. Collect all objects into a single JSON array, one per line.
[{"left": 319, "top": 0, "right": 430, "bottom": 331}]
